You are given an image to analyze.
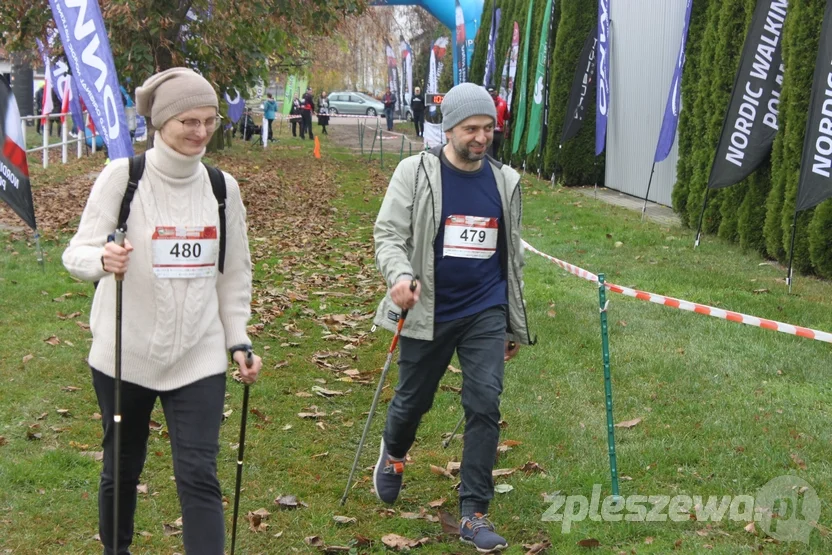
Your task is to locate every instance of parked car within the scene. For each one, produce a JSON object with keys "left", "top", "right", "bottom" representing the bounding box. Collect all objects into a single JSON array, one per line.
[{"left": 328, "top": 92, "right": 384, "bottom": 116}]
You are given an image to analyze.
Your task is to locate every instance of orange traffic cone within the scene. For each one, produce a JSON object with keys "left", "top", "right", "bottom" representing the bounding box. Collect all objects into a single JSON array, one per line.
[{"left": 313, "top": 136, "right": 321, "bottom": 159}]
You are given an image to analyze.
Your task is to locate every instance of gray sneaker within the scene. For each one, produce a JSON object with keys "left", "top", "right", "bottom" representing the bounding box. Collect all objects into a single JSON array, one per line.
[
  {"left": 459, "top": 513, "right": 508, "bottom": 553},
  {"left": 373, "top": 439, "right": 405, "bottom": 504}
]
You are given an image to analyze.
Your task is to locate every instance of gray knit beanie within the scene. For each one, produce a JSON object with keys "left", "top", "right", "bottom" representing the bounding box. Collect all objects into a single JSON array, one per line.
[
  {"left": 441, "top": 83, "right": 497, "bottom": 131},
  {"left": 136, "top": 68, "right": 218, "bottom": 128}
]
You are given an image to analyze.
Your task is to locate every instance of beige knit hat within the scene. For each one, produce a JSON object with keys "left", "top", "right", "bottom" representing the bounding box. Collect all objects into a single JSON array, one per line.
[{"left": 136, "top": 67, "right": 218, "bottom": 128}]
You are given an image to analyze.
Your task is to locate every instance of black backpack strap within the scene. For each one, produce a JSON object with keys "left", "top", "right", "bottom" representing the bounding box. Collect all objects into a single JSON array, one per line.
[
  {"left": 118, "top": 153, "right": 146, "bottom": 232},
  {"left": 204, "top": 164, "right": 227, "bottom": 273}
]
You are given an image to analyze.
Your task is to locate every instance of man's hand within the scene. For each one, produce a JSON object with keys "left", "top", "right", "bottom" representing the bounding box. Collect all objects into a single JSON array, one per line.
[
  {"left": 102, "top": 239, "right": 134, "bottom": 274},
  {"left": 233, "top": 350, "right": 263, "bottom": 385},
  {"left": 391, "top": 278, "right": 421, "bottom": 310},
  {"left": 504, "top": 341, "right": 520, "bottom": 362}
]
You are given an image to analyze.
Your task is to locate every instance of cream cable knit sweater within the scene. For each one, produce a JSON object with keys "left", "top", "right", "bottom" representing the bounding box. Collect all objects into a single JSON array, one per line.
[{"left": 63, "top": 137, "right": 252, "bottom": 390}]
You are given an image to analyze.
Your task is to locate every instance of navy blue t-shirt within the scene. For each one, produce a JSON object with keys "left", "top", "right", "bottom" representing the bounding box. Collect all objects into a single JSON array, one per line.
[{"left": 434, "top": 152, "right": 507, "bottom": 322}]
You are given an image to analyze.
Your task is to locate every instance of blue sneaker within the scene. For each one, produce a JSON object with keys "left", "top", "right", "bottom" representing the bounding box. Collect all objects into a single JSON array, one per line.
[
  {"left": 373, "top": 439, "right": 405, "bottom": 504},
  {"left": 459, "top": 513, "right": 508, "bottom": 553}
]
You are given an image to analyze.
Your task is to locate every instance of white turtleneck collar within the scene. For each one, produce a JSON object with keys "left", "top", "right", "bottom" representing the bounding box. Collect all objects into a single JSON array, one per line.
[{"left": 145, "top": 134, "right": 205, "bottom": 181}]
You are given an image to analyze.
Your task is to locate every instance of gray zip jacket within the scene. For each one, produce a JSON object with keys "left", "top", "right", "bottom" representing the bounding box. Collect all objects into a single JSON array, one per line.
[{"left": 373, "top": 146, "right": 533, "bottom": 345}]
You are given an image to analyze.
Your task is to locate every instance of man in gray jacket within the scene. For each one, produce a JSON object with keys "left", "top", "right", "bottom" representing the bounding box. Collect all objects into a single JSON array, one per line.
[{"left": 372, "top": 82, "right": 533, "bottom": 553}]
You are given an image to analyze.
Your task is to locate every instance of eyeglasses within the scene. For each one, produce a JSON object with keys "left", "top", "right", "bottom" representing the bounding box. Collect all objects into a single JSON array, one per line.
[{"left": 174, "top": 115, "right": 222, "bottom": 133}]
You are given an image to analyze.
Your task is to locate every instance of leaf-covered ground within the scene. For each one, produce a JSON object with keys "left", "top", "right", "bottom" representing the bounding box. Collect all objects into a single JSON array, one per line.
[{"left": 1, "top": 133, "right": 831, "bottom": 554}]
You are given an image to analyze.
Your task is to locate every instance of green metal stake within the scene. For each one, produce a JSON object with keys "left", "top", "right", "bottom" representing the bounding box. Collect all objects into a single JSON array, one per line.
[
  {"left": 380, "top": 125, "right": 384, "bottom": 168},
  {"left": 358, "top": 120, "right": 362, "bottom": 154},
  {"left": 399, "top": 135, "right": 405, "bottom": 161},
  {"left": 598, "top": 274, "right": 620, "bottom": 497},
  {"left": 409, "top": 141, "right": 412, "bottom": 157}
]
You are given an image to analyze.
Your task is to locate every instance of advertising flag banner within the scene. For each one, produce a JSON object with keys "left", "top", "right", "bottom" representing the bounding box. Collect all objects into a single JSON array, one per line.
[
  {"left": 654, "top": 0, "right": 694, "bottom": 163},
  {"left": 526, "top": 0, "right": 556, "bottom": 154},
  {"left": 706, "top": 0, "right": 787, "bottom": 190},
  {"left": 48, "top": 0, "right": 134, "bottom": 159},
  {"left": 596, "top": 0, "right": 611, "bottom": 156},
  {"left": 796, "top": 0, "right": 832, "bottom": 211},
  {"left": 225, "top": 89, "right": 244, "bottom": 123},
  {"left": 456, "top": 1, "right": 468, "bottom": 84},
  {"left": 483, "top": 6, "right": 502, "bottom": 86},
  {"left": 562, "top": 30, "right": 597, "bottom": 143},
  {"left": 512, "top": 0, "right": 536, "bottom": 154},
  {"left": 0, "top": 80, "right": 36, "bottom": 230}
]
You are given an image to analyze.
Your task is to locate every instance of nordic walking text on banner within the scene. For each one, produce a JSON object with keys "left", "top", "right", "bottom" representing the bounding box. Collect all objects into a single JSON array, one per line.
[
  {"left": 443, "top": 215, "right": 498, "bottom": 259},
  {"left": 152, "top": 226, "right": 218, "bottom": 279}
]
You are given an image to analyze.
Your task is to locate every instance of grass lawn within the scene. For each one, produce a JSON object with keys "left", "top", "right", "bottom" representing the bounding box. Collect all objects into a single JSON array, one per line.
[{"left": 1, "top": 135, "right": 830, "bottom": 554}]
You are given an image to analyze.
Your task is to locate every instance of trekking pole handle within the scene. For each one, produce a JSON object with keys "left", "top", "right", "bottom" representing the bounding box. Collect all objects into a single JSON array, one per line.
[
  {"left": 244, "top": 348, "right": 254, "bottom": 368},
  {"left": 400, "top": 277, "right": 418, "bottom": 321},
  {"left": 113, "top": 228, "right": 126, "bottom": 282}
]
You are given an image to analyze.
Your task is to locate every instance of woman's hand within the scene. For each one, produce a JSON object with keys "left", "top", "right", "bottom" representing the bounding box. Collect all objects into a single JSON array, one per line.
[
  {"left": 233, "top": 350, "right": 262, "bottom": 385},
  {"left": 101, "top": 239, "right": 134, "bottom": 274}
]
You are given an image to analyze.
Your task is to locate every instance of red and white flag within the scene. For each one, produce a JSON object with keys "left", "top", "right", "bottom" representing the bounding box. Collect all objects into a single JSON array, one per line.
[{"left": 0, "top": 79, "right": 36, "bottom": 229}]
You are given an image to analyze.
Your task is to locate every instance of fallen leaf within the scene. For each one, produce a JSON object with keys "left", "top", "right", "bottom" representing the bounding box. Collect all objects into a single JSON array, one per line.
[
  {"left": 427, "top": 497, "right": 446, "bottom": 508},
  {"left": 56, "top": 409, "right": 71, "bottom": 417},
  {"left": 76, "top": 321, "right": 91, "bottom": 330},
  {"left": 22, "top": 354, "right": 34, "bottom": 364},
  {"left": 447, "top": 364, "right": 461, "bottom": 374},
  {"left": 790, "top": 453, "right": 807, "bottom": 470},
  {"left": 275, "top": 494, "right": 307, "bottom": 509},
  {"left": 163, "top": 524, "right": 182, "bottom": 537},
  {"left": 222, "top": 409, "right": 233, "bottom": 420},
  {"left": 524, "top": 541, "right": 552, "bottom": 554},
  {"left": 494, "top": 484, "right": 513, "bottom": 494},
  {"left": 312, "top": 385, "right": 346, "bottom": 397},
  {"left": 311, "top": 452, "right": 329, "bottom": 459},
  {"left": 744, "top": 522, "right": 756, "bottom": 533},
  {"left": 644, "top": 537, "right": 654, "bottom": 544},
  {"left": 577, "top": 537, "right": 600, "bottom": 548},
  {"left": 519, "top": 461, "right": 546, "bottom": 474},
  {"left": 297, "top": 411, "right": 327, "bottom": 419},
  {"left": 304, "top": 535, "right": 325, "bottom": 547},
  {"left": 148, "top": 420, "right": 162, "bottom": 431},
  {"left": 614, "top": 417, "right": 642, "bottom": 429},
  {"left": 492, "top": 468, "right": 516, "bottom": 477},
  {"left": 136, "top": 484, "right": 148, "bottom": 494},
  {"left": 44, "top": 336, "right": 60, "bottom": 346},
  {"left": 80, "top": 451, "right": 104, "bottom": 462},
  {"left": 332, "top": 515, "right": 356, "bottom": 525},
  {"left": 438, "top": 509, "right": 458, "bottom": 535},
  {"left": 0, "top": 437, "right": 7, "bottom": 446},
  {"left": 430, "top": 464, "right": 455, "bottom": 479},
  {"left": 752, "top": 289, "right": 770, "bottom": 295},
  {"left": 445, "top": 461, "right": 461, "bottom": 475},
  {"left": 61, "top": 386, "right": 80, "bottom": 392},
  {"left": 381, "top": 533, "right": 430, "bottom": 550}
]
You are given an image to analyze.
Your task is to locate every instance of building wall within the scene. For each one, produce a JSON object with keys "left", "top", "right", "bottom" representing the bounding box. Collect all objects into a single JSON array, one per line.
[{"left": 605, "top": 0, "right": 688, "bottom": 207}]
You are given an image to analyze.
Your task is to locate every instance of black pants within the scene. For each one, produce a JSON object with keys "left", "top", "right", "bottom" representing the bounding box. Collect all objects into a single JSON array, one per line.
[
  {"left": 413, "top": 112, "right": 424, "bottom": 137},
  {"left": 383, "top": 305, "right": 506, "bottom": 516},
  {"left": 491, "top": 131, "right": 504, "bottom": 160},
  {"left": 267, "top": 118, "right": 274, "bottom": 140},
  {"left": 300, "top": 111, "right": 314, "bottom": 139},
  {"left": 291, "top": 118, "right": 299, "bottom": 137},
  {"left": 92, "top": 369, "right": 226, "bottom": 555}
]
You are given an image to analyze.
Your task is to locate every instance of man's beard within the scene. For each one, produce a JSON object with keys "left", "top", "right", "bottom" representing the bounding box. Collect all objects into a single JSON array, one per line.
[{"left": 452, "top": 137, "right": 492, "bottom": 161}]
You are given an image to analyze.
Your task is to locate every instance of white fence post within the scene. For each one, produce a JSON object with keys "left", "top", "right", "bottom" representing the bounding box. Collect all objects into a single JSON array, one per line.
[
  {"left": 42, "top": 116, "right": 48, "bottom": 169},
  {"left": 62, "top": 118, "right": 68, "bottom": 164}
]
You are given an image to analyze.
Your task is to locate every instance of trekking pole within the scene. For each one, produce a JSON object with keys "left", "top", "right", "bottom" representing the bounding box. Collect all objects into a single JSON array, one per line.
[
  {"left": 340, "top": 279, "right": 417, "bottom": 506},
  {"left": 230, "top": 350, "right": 254, "bottom": 555},
  {"left": 442, "top": 342, "right": 516, "bottom": 448},
  {"left": 111, "top": 228, "right": 126, "bottom": 555}
]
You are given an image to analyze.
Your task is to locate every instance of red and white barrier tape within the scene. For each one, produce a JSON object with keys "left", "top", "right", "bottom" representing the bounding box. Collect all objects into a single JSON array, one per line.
[
  {"left": 274, "top": 113, "right": 382, "bottom": 121},
  {"left": 522, "top": 240, "right": 832, "bottom": 345}
]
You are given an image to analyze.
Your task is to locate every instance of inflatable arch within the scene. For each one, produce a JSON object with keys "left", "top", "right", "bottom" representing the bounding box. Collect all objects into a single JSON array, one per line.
[{"left": 372, "top": 0, "right": 485, "bottom": 86}]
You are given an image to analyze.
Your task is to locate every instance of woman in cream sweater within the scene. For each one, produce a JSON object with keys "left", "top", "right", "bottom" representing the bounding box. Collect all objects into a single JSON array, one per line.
[{"left": 63, "top": 67, "right": 262, "bottom": 555}]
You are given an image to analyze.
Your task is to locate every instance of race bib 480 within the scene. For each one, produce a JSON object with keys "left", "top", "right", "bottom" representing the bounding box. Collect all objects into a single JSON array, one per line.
[
  {"left": 443, "top": 215, "right": 499, "bottom": 259},
  {"left": 152, "top": 226, "right": 218, "bottom": 279}
]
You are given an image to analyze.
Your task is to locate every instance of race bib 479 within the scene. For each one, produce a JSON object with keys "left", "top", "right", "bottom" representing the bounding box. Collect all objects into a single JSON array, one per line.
[{"left": 443, "top": 215, "right": 499, "bottom": 259}]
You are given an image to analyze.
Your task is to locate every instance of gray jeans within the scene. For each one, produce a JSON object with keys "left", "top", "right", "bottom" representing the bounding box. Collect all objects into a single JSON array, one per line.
[
  {"left": 383, "top": 304, "right": 506, "bottom": 516},
  {"left": 91, "top": 369, "right": 226, "bottom": 555}
]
